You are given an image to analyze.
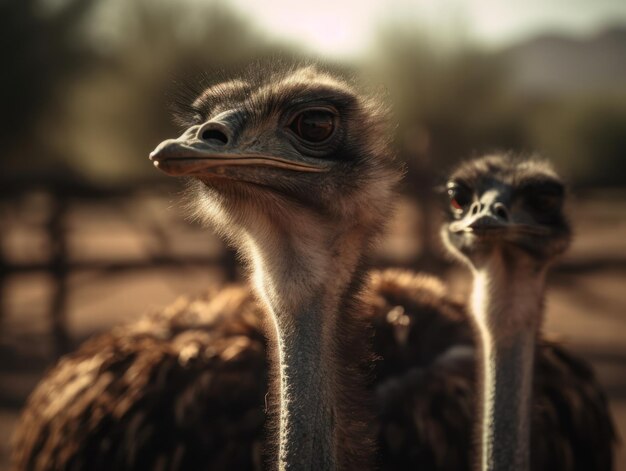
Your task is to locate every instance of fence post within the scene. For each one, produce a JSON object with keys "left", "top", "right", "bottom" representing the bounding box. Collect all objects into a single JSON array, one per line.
[{"left": 48, "top": 192, "right": 70, "bottom": 357}]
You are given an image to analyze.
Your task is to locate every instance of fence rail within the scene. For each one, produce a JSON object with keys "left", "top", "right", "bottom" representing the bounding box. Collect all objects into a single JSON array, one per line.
[{"left": 0, "top": 180, "right": 238, "bottom": 357}]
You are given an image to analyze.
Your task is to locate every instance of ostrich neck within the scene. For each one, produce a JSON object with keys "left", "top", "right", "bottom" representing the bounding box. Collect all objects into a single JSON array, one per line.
[
  {"left": 272, "top": 298, "right": 338, "bottom": 471},
  {"left": 245, "top": 222, "right": 370, "bottom": 471},
  {"left": 469, "top": 250, "right": 547, "bottom": 471}
]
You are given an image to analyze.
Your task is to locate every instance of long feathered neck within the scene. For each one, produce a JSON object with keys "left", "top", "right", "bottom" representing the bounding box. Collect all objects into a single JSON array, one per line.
[
  {"left": 241, "top": 207, "right": 375, "bottom": 471},
  {"left": 468, "top": 249, "right": 547, "bottom": 471}
]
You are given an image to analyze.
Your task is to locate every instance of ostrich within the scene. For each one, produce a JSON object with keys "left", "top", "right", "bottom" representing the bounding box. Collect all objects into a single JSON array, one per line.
[
  {"left": 11, "top": 68, "right": 614, "bottom": 470},
  {"left": 12, "top": 64, "right": 401, "bottom": 471},
  {"left": 366, "top": 263, "right": 615, "bottom": 471},
  {"left": 439, "top": 154, "right": 612, "bottom": 470},
  {"left": 149, "top": 64, "right": 403, "bottom": 469}
]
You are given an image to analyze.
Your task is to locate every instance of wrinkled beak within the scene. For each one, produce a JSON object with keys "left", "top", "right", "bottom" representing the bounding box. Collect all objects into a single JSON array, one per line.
[{"left": 149, "top": 135, "right": 328, "bottom": 177}]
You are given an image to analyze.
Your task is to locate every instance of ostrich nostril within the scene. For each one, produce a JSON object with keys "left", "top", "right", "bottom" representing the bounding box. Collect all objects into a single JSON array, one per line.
[
  {"left": 470, "top": 203, "right": 480, "bottom": 216},
  {"left": 493, "top": 203, "right": 509, "bottom": 221},
  {"left": 201, "top": 128, "right": 229, "bottom": 145}
]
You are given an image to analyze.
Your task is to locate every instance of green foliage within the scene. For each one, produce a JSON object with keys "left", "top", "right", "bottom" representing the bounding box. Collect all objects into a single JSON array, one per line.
[
  {"left": 527, "top": 97, "right": 626, "bottom": 186},
  {"left": 0, "top": 0, "right": 97, "bottom": 158},
  {"left": 2, "top": 0, "right": 625, "bottom": 188}
]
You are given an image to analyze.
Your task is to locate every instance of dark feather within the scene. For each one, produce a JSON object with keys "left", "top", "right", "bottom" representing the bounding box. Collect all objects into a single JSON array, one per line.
[{"left": 11, "top": 270, "right": 615, "bottom": 470}]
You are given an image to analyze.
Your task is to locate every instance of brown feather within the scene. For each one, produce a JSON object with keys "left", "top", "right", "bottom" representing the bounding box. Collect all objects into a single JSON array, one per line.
[{"left": 11, "top": 270, "right": 615, "bottom": 470}]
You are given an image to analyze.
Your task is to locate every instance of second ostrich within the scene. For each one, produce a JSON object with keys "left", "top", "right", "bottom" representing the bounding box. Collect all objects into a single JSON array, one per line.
[{"left": 442, "top": 154, "right": 587, "bottom": 470}]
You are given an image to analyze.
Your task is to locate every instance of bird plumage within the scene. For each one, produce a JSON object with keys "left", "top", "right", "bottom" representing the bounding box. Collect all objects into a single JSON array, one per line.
[
  {"left": 12, "top": 270, "right": 615, "bottom": 470},
  {"left": 12, "top": 286, "right": 268, "bottom": 471}
]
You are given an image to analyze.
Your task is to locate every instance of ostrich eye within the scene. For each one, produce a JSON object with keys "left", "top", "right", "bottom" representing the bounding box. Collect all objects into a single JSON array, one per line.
[
  {"left": 447, "top": 183, "right": 472, "bottom": 211},
  {"left": 289, "top": 109, "right": 336, "bottom": 143}
]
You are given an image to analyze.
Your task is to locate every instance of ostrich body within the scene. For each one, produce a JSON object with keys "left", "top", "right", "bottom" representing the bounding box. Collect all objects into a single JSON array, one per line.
[
  {"left": 11, "top": 68, "right": 615, "bottom": 471},
  {"left": 13, "top": 287, "right": 270, "bottom": 470},
  {"left": 12, "top": 270, "right": 614, "bottom": 471}
]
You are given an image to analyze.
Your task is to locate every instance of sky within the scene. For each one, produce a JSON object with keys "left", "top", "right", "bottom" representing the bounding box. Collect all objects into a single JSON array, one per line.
[{"left": 224, "top": 0, "right": 626, "bottom": 57}]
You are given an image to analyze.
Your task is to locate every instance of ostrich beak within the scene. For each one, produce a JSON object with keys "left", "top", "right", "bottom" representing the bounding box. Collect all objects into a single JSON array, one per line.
[
  {"left": 449, "top": 207, "right": 509, "bottom": 236},
  {"left": 149, "top": 137, "right": 328, "bottom": 177},
  {"left": 449, "top": 203, "right": 550, "bottom": 237}
]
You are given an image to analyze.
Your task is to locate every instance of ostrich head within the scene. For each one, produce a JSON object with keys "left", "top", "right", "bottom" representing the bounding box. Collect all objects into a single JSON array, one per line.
[
  {"left": 150, "top": 64, "right": 401, "bottom": 470},
  {"left": 442, "top": 154, "right": 571, "bottom": 270},
  {"left": 150, "top": 66, "right": 400, "bottom": 270}
]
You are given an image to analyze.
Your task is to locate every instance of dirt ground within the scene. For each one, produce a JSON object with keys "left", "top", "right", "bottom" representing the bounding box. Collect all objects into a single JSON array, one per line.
[{"left": 1, "top": 190, "right": 625, "bottom": 469}]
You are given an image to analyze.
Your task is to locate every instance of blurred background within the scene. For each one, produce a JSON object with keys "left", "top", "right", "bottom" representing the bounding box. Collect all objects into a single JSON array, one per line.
[{"left": 1, "top": 0, "right": 625, "bottom": 468}]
